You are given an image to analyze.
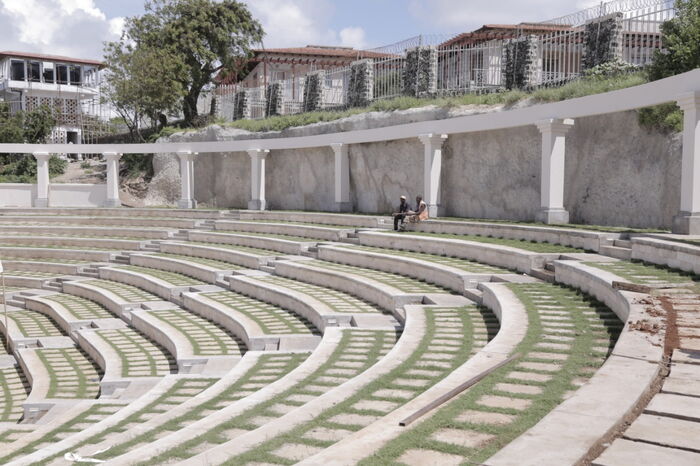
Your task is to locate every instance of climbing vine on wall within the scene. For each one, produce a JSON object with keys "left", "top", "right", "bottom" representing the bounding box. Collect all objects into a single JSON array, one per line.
[
  {"left": 403, "top": 47, "right": 437, "bottom": 97},
  {"left": 348, "top": 60, "right": 373, "bottom": 108},
  {"left": 583, "top": 13, "right": 624, "bottom": 69}
]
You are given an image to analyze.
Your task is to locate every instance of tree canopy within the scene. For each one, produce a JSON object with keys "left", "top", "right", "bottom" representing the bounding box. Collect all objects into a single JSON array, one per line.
[
  {"left": 649, "top": 0, "right": 700, "bottom": 80},
  {"left": 106, "top": 0, "right": 264, "bottom": 127}
]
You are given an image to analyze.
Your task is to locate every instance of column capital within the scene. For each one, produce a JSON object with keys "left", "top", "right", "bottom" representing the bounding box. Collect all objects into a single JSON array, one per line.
[
  {"left": 103, "top": 152, "right": 123, "bottom": 161},
  {"left": 677, "top": 91, "right": 700, "bottom": 112},
  {"left": 247, "top": 149, "right": 270, "bottom": 160},
  {"left": 535, "top": 118, "right": 575, "bottom": 135},
  {"left": 32, "top": 151, "right": 51, "bottom": 161},
  {"left": 330, "top": 143, "right": 346, "bottom": 152},
  {"left": 177, "top": 150, "right": 197, "bottom": 161},
  {"left": 418, "top": 133, "right": 448, "bottom": 147}
]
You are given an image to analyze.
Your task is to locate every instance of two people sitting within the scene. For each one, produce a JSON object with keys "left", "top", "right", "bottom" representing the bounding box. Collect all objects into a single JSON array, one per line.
[{"left": 393, "top": 195, "right": 428, "bottom": 231}]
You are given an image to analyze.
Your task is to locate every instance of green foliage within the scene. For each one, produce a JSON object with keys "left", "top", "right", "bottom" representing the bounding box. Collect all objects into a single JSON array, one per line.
[
  {"left": 0, "top": 104, "right": 62, "bottom": 182},
  {"left": 638, "top": 103, "right": 684, "bottom": 133},
  {"left": 80, "top": 161, "right": 91, "bottom": 169},
  {"left": 103, "top": 42, "right": 188, "bottom": 142},
  {"left": 582, "top": 58, "right": 639, "bottom": 79},
  {"left": 216, "top": 72, "right": 646, "bottom": 133},
  {"left": 649, "top": 0, "right": 700, "bottom": 80},
  {"left": 116, "top": 0, "right": 264, "bottom": 125},
  {"left": 121, "top": 153, "right": 154, "bottom": 180}
]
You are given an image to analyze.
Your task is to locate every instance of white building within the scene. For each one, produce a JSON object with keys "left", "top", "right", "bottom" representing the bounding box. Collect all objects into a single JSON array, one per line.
[{"left": 0, "top": 51, "right": 106, "bottom": 144}]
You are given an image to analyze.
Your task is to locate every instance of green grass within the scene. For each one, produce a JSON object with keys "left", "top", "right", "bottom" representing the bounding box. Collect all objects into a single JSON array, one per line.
[
  {"left": 201, "top": 290, "right": 319, "bottom": 335},
  {"left": 305, "top": 260, "right": 450, "bottom": 294},
  {"left": 339, "top": 244, "right": 510, "bottom": 274},
  {"left": 148, "top": 308, "right": 247, "bottom": 356},
  {"left": 6, "top": 310, "right": 65, "bottom": 338},
  {"left": 211, "top": 73, "right": 647, "bottom": 134},
  {"left": 434, "top": 217, "right": 668, "bottom": 234},
  {"left": 0, "top": 366, "right": 29, "bottom": 422},
  {"left": 253, "top": 275, "right": 390, "bottom": 315},
  {"left": 183, "top": 240, "right": 279, "bottom": 256},
  {"left": 83, "top": 279, "right": 162, "bottom": 302},
  {"left": 42, "top": 294, "right": 114, "bottom": 320},
  {"left": 151, "top": 329, "right": 400, "bottom": 463},
  {"left": 584, "top": 260, "right": 699, "bottom": 287},
  {"left": 358, "top": 283, "right": 622, "bottom": 465},
  {"left": 83, "top": 353, "right": 309, "bottom": 462},
  {"left": 35, "top": 348, "right": 102, "bottom": 399},
  {"left": 152, "top": 252, "right": 245, "bottom": 270},
  {"left": 117, "top": 265, "right": 205, "bottom": 287},
  {"left": 223, "top": 306, "right": 493, "bottom": 465},
  {"left": 95, "top": 328, "right": 176, "bottom": 377},
  {"left": 387, "top": 230, "right": 584, "bottom": 253},
  {"left": 0, "top": 403, "right": 126, "bottom": 463}
]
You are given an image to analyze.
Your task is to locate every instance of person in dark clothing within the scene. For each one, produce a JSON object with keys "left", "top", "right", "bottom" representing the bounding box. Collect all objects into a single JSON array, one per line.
[{"left": 393, "top": 195, "right": 410, "bottom": 231}]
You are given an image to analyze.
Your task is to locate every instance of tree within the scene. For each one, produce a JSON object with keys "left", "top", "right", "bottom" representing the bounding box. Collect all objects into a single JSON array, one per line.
[
  {"left": 112, "top": 0, "right": 264, "bottom": 126},
  {"left": 0, "top": 104, "right": 63, "bottom": 182},
  {"left": 649, "top": 0, "right": 700, "bottom": 80},
  {"left": 103, "top": 43, "right": 187, "bottom": 141}
]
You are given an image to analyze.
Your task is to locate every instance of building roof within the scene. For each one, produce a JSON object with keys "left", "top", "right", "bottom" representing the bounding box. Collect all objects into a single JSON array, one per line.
[
  {"left": 0, "top": 51, "right": 105, "bottom": 68},
  {"left": 440, "top": 22, "right": 574, "bottom": 48},
  {"left": 251, "top": 45, "right": 391, "bottom": 61}
]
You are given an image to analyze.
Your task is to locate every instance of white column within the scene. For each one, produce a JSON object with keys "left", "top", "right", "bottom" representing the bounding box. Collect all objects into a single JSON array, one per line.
[
  {"left": 674, "top": 91, "right": 700, "bottom": 234},
  {"left": 331, "top": 143, "right": 352, "bottom": 212},
  {"left": 418, "top": 133, "right": 448, "bottom": 218},
  {"left": 248, "top": 149, "right": 270, "bottom": 210},
  {"left": 535, "top": 119, "right": 575, "bottom": 224},
  {"left": 177, "top": 151, "right": 197, "bottom": 209},
  {"left": 103, "top": 152, "right": 123, "bottom": 207},
  {"left": 33, "top": 152, "right": 50, "bottom": 208}
]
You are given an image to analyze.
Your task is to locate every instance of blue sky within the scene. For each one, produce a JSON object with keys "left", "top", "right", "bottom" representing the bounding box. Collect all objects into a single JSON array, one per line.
[{"left": 1, "top": 0, "right": 599, "bottom": 59}]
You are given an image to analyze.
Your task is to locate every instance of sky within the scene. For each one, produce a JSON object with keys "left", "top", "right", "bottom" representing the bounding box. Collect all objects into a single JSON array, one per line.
[{"left": 0, "top": 0, "right": 602, "bottom": 60}]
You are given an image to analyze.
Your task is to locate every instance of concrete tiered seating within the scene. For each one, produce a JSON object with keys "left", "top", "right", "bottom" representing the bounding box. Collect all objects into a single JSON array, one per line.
[{"left": 0, "top": 208, "right": 696, "bottom": 466}]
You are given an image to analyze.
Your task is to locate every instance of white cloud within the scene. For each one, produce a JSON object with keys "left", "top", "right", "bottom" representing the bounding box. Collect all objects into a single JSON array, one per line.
[
  {"left": 408, "top": 0, "right": 616, "bottom": 31},
  {"left": 339, "top": 27, "right": 367, "bottom": 49},
  {"left": 243, "top": 0, "right": 368, "bottom": 50},
  {"left": 0, "top": 0, "right": 122, "bottom": 59}
]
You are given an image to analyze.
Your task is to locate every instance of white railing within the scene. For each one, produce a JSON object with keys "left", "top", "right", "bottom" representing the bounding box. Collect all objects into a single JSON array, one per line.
[
  {"left": 323, "top": 67, "right": 350, "bottom": 109},
  {"left": 533, "top": 27, "right": 585, "bottom": 87},
  {"left": 373, "top": 56, "right": 405, "bottom": 101},
  {"left": 437, "top": 40, "right": 504, "bottom": 93},
  {"left": 621, "top": 3, "right": 675, "bottom": 66}
]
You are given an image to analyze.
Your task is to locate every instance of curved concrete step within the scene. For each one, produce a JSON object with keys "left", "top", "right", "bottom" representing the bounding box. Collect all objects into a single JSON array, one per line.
[
  {"left": 298, "top": 282, "right": 525, "bottom": 464},
  {"left": 214, "top": 220, "right": 353, "bottom": 241},
  {"left": 227, "top": 273, "right": 400, "bottom": 331},
  {"left": 630, "top": 236, "right": 700, "bottom": 275},
  {"left": 317, "top": 244, "right": 509, "bottom": 293},
  {"left": 0, "top": 215, "right": 200, "bottom": 229},
  {"left": 174, "top": 298, "right": 486, "bottom": 465},
  {"left": 0, "top": 246, "right": 113, "bottom": 262},
  {"left": 23, "top": 293, "right": 116, "bottom": 332},
  {"left": 128, "top": 253, "right": 243, "bottom": 285},
  {"left": 182, "top": 291, "right": 321, "bottom": 351},
  {"left": 0, "top": 225, "right": 170, "bottom": 239},
  {"left": 405, "top": 219, "right": 616, "bottom": 252},
  {"left": 75, "top": 326, "right": 176, "bottom": 399},
  {"left": 238, "top": 211, "right": 389, "bottom": 228},
  {"left": 109, "top": 327, "right": 400, "bottom": 465},
  {"left": 0, "top": 260, "right": 86, "bottom": 276},
  {"left": 273, "top": 258, "right": 448, "bottom": 318},
  {"left": 160, "top": 240, "right": 277, "bottom": 269},
  {"left": 0, "top": 363, "right": 31, "bottom": 424},
  {"left": 62, "top": 279, "right": 165, "bottom": 318},
  {"left": 188, "top": 230, "right": 317, "bottom": 255},
  {"left": 27, "top": 352, "right": 306, "bottom": 466},
  {"left": 357, "top": 230, "right": 560, "bottom": 274},
  {"left": 16, "top": 345, "right": 102, "bottom": 423},
  {"left": 0, "top": 235, "right": 146, "bottom": 251},
  {"left": 0, "top": 208, "right": 224, "bottom": 220},
  {"left": 97, "top": 265, "right": 207, "bottom": 302}
]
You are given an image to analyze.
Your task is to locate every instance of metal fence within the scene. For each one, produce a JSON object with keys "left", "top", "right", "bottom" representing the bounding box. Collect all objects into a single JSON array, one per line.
[{"left": 213, "top": 0, "right": 675, "bottom": 122}]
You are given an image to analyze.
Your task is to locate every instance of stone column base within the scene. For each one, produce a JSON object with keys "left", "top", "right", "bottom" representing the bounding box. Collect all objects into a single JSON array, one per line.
[
  {"left": 34, "top": 198, "right": 49, "bottom": 208},
  {"left": 335, "top": 202, "right": 353, "bottom": 213},
  {"left": 427, "top": 204, "right": 443, "bottom": 218},
  {"left": 103, "top": 199, "right": 122, "bottom": 208},
  {"left": 536, "top": 208, "right": 569, "bottom": 225},
  {"left": 248, "top": 199, "right": 266, "bottom": 211},
  {"left": 672, "top": 212, "right": 700, "bottom": 235},
  {"left": 177, "top": 199, "right": 197, "bottom": 209}
]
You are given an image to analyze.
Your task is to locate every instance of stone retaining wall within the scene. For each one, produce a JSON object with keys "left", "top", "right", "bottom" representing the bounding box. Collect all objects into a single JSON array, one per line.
[{"left": 156, "top": 108, "right": 681, "bottom": 229}]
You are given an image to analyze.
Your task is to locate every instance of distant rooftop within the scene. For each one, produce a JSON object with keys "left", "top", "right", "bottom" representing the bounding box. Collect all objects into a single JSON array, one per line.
[
  {"left": 252, "top": 45, "right": 391, "bottom": 60},
  {"left": 0, "top": 51, "right": 105, "bottom": 68}
]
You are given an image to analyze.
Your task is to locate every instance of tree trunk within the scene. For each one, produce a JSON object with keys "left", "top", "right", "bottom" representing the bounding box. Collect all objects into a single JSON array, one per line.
[{"left": 183, "top": 89, "right": 201, "bottom": 125}]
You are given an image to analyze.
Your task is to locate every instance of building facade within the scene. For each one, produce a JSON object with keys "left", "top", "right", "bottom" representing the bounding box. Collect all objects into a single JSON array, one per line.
[{"left": 0, "top": 51, "right": 106, "bottom": 144}]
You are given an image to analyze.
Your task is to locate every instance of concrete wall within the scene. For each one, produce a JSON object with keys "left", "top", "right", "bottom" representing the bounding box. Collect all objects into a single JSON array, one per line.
[
  {"left": 156, "top": 108, "right": 680, "bottom": 229},
  {"left": 0, "top": 183, "right": 106, "bottom": 208}
]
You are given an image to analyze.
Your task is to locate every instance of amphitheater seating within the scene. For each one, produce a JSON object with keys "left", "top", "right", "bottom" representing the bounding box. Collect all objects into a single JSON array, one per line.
[{"left": 0, "top": 208, "right": 697, "bottom": 466}]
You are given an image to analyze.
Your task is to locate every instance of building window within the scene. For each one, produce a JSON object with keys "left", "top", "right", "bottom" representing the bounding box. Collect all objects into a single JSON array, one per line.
[
  {"left": 69, "top": 65, "right": 82, "bottom": 85},
  {"left": 56, "top": 64, "right": 68, "bottom": 84},
  {"left": 10, "top": 60, "right": 25, "bottom": 80},
  {"left": 28, "top": 61, "right": 41, "bottom": 82},
  {"left": 43, "top": 63, "right": 55, "bottom": 83}
]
